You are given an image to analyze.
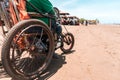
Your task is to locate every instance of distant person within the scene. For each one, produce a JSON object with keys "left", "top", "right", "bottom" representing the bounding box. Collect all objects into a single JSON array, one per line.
[
  {"left": 71, "top": 18, "right": 75, "bottom": 25},
  {"left": 85, "top": 20, "right": 88, "bottom": 26}
]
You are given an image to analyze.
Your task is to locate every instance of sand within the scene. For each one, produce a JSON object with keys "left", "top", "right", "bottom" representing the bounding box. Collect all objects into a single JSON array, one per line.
[{"left": 0, "top": 24, "right": 120, "bottom": 80}]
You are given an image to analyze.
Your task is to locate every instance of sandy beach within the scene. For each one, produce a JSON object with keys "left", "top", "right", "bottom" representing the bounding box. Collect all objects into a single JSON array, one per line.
[{"left": 0, "top": 24, "right": 120, "bottom": 80}]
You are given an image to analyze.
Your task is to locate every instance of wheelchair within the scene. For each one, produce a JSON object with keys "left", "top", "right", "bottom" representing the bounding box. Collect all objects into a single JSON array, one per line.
[{"left": 0, "top": 0, "right": 74, "bottom": 80}]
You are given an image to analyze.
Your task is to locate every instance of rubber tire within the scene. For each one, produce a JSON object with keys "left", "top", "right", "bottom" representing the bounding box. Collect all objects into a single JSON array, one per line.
[
  {"left": 1, "top": 19, "right": 55, "bottom": 80},
  {"left": 60, "top": 33, "right": 75, "bottom": 53}
]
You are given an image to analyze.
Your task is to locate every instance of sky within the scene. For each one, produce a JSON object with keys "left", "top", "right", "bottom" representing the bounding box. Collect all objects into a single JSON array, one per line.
[{"left": 50, "top": 0, "right": 120, "bottom": 24}]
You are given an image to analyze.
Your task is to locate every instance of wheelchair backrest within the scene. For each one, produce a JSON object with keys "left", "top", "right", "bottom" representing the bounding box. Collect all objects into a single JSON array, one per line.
[
  {"left": 9, "top": 0, "right": 30, "bottom": 24},
  {"left": 8, "top": 0, "right": 60, "bottom": 27}
]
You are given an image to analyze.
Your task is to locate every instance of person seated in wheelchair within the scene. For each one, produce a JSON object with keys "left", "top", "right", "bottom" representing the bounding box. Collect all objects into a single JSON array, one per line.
[{"left": 26, "top": 0, "right": 62, "bottom": 58}]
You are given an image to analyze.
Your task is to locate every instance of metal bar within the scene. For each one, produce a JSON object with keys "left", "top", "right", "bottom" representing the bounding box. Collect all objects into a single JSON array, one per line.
[
  {"left": 0, "top": 2, "right": 11, "bottom": 29},
  {"left": 10, "top": 0, "right": 20, "bottom": 21}
]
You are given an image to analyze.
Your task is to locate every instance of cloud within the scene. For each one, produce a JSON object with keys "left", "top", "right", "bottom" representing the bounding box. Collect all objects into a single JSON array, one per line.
[
  {"left": 60, "top": 0, "right": 78, "bottom": 7},
  {"left": 51, "top": 0, "right": 120, "bottom": 23}
]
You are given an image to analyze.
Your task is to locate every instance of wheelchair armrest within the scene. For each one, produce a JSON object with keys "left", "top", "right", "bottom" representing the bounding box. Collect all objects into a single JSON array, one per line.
[
  {"left": 27, "top": 12, "right": 44, "bottom": 18},
  {"left": 28, "top": 12, "right": 56, "bottom": 19}
]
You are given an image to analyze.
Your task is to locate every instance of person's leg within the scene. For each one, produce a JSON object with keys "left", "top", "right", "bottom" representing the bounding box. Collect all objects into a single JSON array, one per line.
[
  {"left": 56, "top": 22, "right": 62, "bottom": 36},
  {"left": 51, "top": 21, "right": 62, "bottom": 59},
  {"left": 51, "top": 20, "right": 62, "bottom": 35}
]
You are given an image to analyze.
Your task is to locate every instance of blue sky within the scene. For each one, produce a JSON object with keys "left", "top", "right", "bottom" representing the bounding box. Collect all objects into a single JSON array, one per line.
[{"left": 50, "top": 0, "right": 120, "bottom": 24}]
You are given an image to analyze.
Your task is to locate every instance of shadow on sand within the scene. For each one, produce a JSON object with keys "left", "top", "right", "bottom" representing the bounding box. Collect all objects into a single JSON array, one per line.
[
  {"left": 0, "top": 63, "right": 9, "bottom": 79},
  {"left": 38, "top": 50, "right": 75, "bottom": 80},
  {"left": 0, "top": 50, "right": 75, "bottom": 80}
]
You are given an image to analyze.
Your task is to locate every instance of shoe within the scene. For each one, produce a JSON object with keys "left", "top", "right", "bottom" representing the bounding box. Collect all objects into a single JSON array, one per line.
[
  {"left": 56, "top": 42, "right": 61, "bottom": 48},
  {"left": 56, "top": 38, "right": 61, "bottom": 48},
  {"left": 53, "top": 53, "right": 59, "bottom": 59}
]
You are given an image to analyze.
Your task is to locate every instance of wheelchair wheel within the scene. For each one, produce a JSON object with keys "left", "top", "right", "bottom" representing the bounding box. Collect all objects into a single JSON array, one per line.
[
  {"left": 54, "top": 7, "right": 60, "bottom": 19},
  {"left": 60, "top": 33, "right": 74, "bottom": 53},
  {"left": 1, "top": 19, "right": 54, "bottom": 80}
]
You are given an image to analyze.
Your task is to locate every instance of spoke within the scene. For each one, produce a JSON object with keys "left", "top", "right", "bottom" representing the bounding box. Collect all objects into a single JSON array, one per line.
[
  {"left": 7, "top": 25, "right": 52, "bottom": 76},
  {"left": 17, "top": 58, "right": 28, "bottom": 70},
  {"left": 39, "top": 28, "right": 43, "bottom": 40},
  {"left": 27, "top": 32, "right": 38, "bottom": 50}
]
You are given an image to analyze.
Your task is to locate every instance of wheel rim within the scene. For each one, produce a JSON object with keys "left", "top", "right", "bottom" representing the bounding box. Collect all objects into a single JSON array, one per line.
[
  {"left": 7, "top": 25, "right": 53, "bottom": 78},
  {"left": 61, "top": 33, "right": 74, "bottom": 52}
]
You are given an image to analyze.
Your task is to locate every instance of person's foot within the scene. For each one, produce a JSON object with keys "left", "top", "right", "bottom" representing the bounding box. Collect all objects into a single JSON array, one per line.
[{"left": 53, "top": 53, "right": 59, "bottom": 59}]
